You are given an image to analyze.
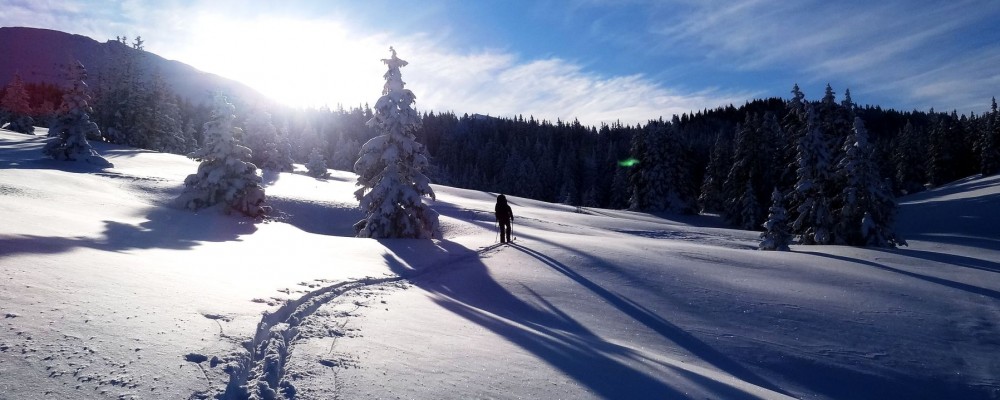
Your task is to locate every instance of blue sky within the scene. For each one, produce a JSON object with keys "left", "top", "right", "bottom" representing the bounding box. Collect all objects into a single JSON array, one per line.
[{"left": 3, "top": 0, "right": 999, "bottom": 125}]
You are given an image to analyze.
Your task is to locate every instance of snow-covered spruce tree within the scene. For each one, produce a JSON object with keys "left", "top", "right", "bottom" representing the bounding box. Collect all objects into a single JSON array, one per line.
[
  {"left": 267, "top": 126, "right": 295, "bottom": 173},
  {"left": 834, "top": 117, "right": 902, "bottom": 247},
  {"left": 177, "top": 95, "right": 268, "bottom": 218},
  {"left": 244, "top": 107, "right": 290, "bottom": 172},
  {"left": 1, "top": 72, "right": 35, "bottom": 134},
  {"left": 353, "top": 47, "right": 440, "bottom": 239},
  {"left": 722, "top": 115, "right": 765, "bottom": 227},
  {"left": 791, "top": 103, "right": 833, "bottom": 244},
  {"left": 306, "top": 147, "right": 329, "bottom": 178},
  {"left": 778, "top": 84, "right": 808, "bottom": 190},
  {"left": 759, "top": 187, "right": 791, "bottom": 251},
  {"left": 42, "top": 61, "right": 113, "bottom": 168}
]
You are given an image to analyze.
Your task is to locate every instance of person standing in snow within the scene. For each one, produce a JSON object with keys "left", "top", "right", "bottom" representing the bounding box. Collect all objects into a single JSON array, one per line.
[{"left": 495, "top": 194, "right": 514, "bottom": 243}]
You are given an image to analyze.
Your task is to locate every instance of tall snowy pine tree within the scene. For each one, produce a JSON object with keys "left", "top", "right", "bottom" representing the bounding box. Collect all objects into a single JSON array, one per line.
[
  {"left": 353, "top": 47, "right": 440, "bottom": 239},
  {"left": 177, "top": 95, "right": 268, "bottom": 218},
  {"left": 42, "top": 61, "right": 113, "bottom": 168}
]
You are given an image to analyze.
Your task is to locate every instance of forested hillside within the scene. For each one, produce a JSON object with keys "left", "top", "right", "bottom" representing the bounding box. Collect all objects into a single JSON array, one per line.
[{"left": 3, "top": 29, "right": 998, "bottom": 242}]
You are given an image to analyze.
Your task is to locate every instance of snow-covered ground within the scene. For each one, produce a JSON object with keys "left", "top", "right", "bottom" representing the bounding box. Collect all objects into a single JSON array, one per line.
[{"left": 1, "top": 128, "right": 998, "bottom": 399}]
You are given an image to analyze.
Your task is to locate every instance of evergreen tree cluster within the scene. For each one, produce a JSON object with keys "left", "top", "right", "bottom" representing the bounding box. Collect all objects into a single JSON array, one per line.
[
  {"left": 90, "top": 36, "right": 200, "bottom": 154},
  {"left": 6, "top": 34, "right": 998, "bottom": 244}
]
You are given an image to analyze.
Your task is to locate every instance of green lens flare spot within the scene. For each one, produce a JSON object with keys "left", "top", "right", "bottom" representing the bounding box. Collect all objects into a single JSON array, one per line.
[{"left": 618, "top": 158, "right": 640, "bottom": 167}]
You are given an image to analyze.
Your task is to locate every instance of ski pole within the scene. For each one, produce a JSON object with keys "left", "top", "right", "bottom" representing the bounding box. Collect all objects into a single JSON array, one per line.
[{"left": 511, "top": 219, "right": 515, "bottom": 242}]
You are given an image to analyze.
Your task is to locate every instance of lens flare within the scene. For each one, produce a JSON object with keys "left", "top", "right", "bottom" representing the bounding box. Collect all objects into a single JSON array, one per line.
[{"left": 618, "top": 158, "right": 640, "bottom": 167}]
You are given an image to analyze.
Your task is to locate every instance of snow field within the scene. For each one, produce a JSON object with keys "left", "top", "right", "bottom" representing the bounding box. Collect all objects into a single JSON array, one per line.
[{"left": 2, "top": 129, "right": 1000, "bottom": 399}]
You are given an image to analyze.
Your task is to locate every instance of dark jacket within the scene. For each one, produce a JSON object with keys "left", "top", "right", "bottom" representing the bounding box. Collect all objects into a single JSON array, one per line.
[{"left": 495, "top": 194, "right": 513, "bottom": 223}]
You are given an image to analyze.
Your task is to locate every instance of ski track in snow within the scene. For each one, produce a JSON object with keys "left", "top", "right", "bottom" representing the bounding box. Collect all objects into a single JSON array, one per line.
[{"left": 201, "top": 242, "right": 508, "bottom": 400}]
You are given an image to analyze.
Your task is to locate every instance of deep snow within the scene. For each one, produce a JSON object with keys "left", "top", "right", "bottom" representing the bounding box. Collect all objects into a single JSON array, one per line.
[{"left": 1, "top": 129, "right": 998, "bottom": 399}]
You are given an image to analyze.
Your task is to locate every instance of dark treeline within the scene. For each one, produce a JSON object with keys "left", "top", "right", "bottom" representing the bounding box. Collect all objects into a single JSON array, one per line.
[{"left": 4, "top": 48, "right": 998, "bottom": 241}]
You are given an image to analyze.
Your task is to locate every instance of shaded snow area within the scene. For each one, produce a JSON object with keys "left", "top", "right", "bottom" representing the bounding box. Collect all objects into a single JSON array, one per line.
[{"left": 2, "top": 128, "right": 999, "bottom": 399}]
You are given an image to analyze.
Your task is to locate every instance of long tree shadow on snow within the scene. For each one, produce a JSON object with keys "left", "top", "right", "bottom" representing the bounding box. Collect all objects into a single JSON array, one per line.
[
  {"left": 0, "top": 206, "right": 256, "bottom": 258},
  {"left": 507, "top": 242, "right": 791, "bottom": 397},
  {"left": 382, "top": 239, "right": 776, "bottom": 400},
  {"left": 791, "top": 251, "right": 1000, "bottom": 399},
  {"left": 800, "top": 251, "right": 1000, "bottom": 301},
  {"left": 496, "top": 240, "right": 998, "bottom": 400}
]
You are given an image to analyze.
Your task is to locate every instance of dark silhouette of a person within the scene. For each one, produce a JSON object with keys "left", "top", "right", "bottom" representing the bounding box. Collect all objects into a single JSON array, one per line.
[{"left": 495, "top": 194, "right": 514, "bottom": 243}]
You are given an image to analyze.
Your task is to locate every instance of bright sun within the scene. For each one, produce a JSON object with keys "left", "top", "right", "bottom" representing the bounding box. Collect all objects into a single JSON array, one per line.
[{"left": 178, "top": 15, "right": 385, "bottom": 109}]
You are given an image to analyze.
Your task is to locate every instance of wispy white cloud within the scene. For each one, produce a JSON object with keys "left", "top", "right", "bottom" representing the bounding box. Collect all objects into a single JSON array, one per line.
[
  {"left": 27, "top": 0, "right": 994, "bottom": 125},
  {"left": 403, "top": 44, "right": 754, "bottom": 126},
  {"left": 637, "top": 0, "right": 1000, "bottom": 112}
]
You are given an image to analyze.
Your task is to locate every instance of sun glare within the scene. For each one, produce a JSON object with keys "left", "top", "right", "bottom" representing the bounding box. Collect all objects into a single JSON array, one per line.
[{"left": 179, "top": 15, "right": 385, "bottom": 109}]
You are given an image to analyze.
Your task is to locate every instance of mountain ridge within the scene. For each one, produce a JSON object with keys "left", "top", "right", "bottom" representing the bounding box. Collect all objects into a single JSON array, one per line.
[{"left": 0, "top": 26, "right": 267, "bottom": 106}]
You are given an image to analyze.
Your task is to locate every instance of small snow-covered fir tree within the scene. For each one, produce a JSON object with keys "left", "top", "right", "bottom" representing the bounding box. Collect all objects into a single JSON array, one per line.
[
  {"left": 177, "top": 95, "right": 268, "bottom": 218},
  {"left": 306, "top": 147, "right": 329, "bottom": 178},
  {"left": 354, "top": 47, "right": 439, "bottom": 239},
  {"left": 42, "top": 61, "right": 113, "bottom": 168},
  {"left": 1, "top": 72, "right": 35, "bottom": 134},
  {"left": 759, "top": 187, "right": 791, "bottom": 251}
]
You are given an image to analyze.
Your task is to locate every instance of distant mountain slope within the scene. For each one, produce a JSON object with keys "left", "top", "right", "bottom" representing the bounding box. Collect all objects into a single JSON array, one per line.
[{"left": 0, "top": 26, "right": 266, "bottom": 105}]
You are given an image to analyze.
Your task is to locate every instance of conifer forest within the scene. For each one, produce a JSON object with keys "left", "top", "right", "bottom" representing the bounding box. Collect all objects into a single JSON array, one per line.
[{"left": 2, "top": 40, "right": 999, "bottom": 247}]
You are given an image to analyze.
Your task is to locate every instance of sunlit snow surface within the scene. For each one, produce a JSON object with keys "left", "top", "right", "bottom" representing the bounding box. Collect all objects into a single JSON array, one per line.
[{"left": 1, "top": 129, "right": 998, "bottom": 399}]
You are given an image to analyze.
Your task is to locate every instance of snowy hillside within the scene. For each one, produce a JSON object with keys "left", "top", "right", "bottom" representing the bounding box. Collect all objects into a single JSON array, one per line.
[{"left": 1, "top": 129, "right": 999, "bottom": 399}]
